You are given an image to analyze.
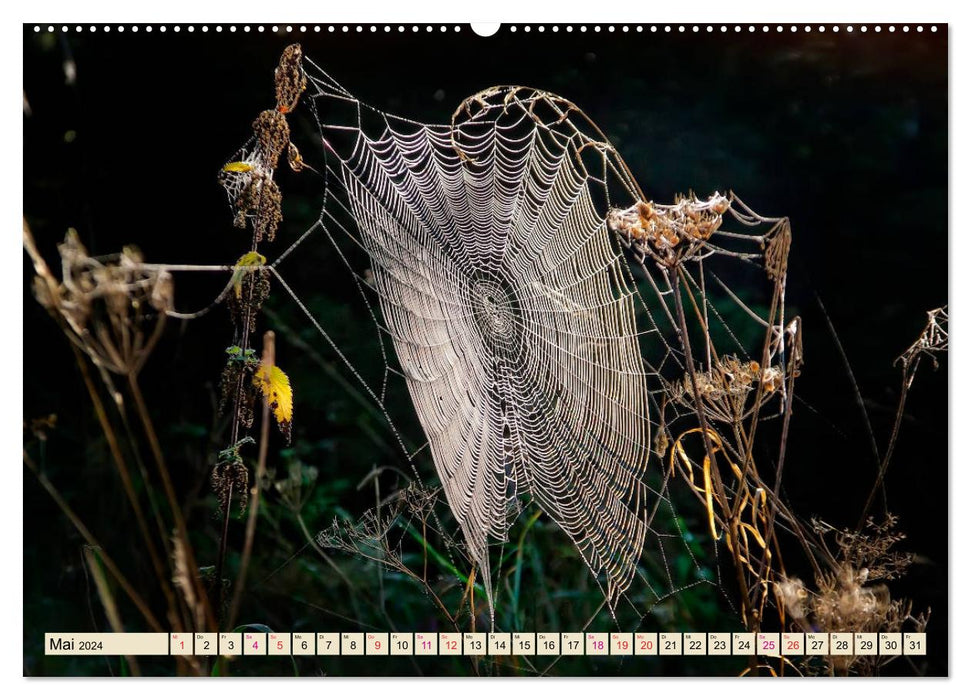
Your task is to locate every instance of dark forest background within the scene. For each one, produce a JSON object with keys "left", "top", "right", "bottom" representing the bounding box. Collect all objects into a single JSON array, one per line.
[{"left": 23, "top": 24, "right": 947, "bottom": 676}]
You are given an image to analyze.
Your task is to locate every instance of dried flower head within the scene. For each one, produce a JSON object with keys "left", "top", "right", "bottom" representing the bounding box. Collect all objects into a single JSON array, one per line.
[
  {"left": 897, "top": 306, "right": 948, "bottom": 372},
  {"left": 31, "top": 229, "right": 172, "bottom": 376},
  {"left": 253, "top": 109, "right": 291, "bottom": 170},
  {"left": 672, "top": 355, "right": 786, "bottom": 423},
  {"left": 253, "top": 177, "right": 283, "bottom": 243},
  {"left": 774, "top": 576, "right": 809, "bottom": 620},
  {"left": 608, "top": 191, "right": 730, "bottom": 267}
]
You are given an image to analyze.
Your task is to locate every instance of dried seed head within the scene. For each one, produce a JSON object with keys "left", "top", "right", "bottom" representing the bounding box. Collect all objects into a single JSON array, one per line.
[
  {"left": 227, "top": 266, "right": 271, "bottom": 328},
  {"left": 710, "top": 193, "right": 730, "bottom": 215},
  {"left": 254, "top": 178, "right": 283, "bottom": 243},
  {"left": 608, "top": 192, "right": 730, "bottom": 267},
  {"left": 275, "top": 44, "right": 307, "bottom": 114},
  {"left": 761, "top": 366, "right": 784, "bottom": 393},
  {"left": 35, "top": 230, "right": 171, "bottom": 375},
  {"left": 254, "top": 109, "right": 290, "bottom": 169},
  {"left": 774, "top": 577, "right": 808, "bottom": 620},
  {"left": 210, "top": 451, "right": 249, "bottom": 515}
]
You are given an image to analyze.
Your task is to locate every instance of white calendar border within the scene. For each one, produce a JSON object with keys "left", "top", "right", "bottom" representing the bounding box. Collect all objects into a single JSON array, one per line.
[{"left": 8, "top": 0, "right": 963, "bottom": 697}]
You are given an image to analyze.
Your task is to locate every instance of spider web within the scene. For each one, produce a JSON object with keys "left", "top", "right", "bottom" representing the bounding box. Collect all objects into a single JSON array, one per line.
[{"left": 214, "top": 54, "right": 796, "bottom": 634}]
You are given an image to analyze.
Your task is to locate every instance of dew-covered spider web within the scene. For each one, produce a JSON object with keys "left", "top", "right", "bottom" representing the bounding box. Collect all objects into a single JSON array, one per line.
[{"left": 210, "top": 50, "right": 799, "bottom": 636}]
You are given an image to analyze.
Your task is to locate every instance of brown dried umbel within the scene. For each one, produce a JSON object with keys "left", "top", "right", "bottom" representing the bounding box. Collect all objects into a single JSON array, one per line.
[
  {"left": 897, "top": 305, "right": 948, "bottom": 372},
  {"left": 608, "top": 192, "right": 730, "bottom": 267},
  {"left": 31, "top": 229, "right": 173, "bottom": 376},
  {"left": 673, "top": 355, "right": 784, "bottom": 423},
  {"left": 275, "top": 43, "right": 307, "bottom": 114},
  {"left": 254, "top": 109, "right": 290, "bottom": 170}
]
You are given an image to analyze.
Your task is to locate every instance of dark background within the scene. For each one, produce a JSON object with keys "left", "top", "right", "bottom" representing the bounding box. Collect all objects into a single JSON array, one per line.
[{"left": 23, "top": 24, "right": 947, "bottom": 676}]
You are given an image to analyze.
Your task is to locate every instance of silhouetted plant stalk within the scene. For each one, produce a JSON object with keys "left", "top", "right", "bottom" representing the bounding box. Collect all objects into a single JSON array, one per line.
[
  {"left": 857, "top": 306, "right": 948, "bottom": 530},
  {"left": 226, "top": 330, "right": 275, "bottom": 630},
  {"left": 24, "top": 219, "right": 214, "bottom": 673},
  {"left": 212, "top": 44, "right": 306, "bottom": 625}
]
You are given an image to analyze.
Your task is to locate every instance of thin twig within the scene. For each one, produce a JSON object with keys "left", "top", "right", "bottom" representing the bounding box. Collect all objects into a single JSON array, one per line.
[
  {"left": 24, "top": 451, "right": 164, "bottom": 632},
  {"left": 128, "top": 374, "right": 216, "bottom": 632},
  {"left": 226, "top": 331, "right": 274, "bottom": 630}
]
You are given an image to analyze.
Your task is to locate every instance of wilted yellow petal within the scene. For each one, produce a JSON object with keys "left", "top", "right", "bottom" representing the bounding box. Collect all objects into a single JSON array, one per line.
[
  {"left": 253, "top": 363, "right": 293, "bottom": 442},
  {"left": 232, "top": 251, "right": 267, "bottom": 298},
  {"left": 222, "top": 161, "right": 254, "bottom": 173}
]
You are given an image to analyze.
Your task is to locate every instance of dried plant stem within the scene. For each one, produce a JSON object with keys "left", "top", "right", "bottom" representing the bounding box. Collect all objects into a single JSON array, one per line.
[
  {"left": 295, "top": 513, "right": 357, "bottom": 594},
  {"left": 816, "top": 295, "right": 883, "bottom": 486},
  {"left": 757, "top": 327, "right": 804, "bottom": 586},
  {"left": 127, "top": 373, "right": 216, "bottom": 632},
  {"left": 669, "top": 268, "right": 755, "bottom": 631},
  {"left": 24, "top": 451, "right": 164, "bottom": 632},
  {"left": 68, "top": 342, "right": 181, "bottom": 627},
  {"left": 214, "top": 481, "right": 233, "bottom": 616},
  {"left": 83, "top": 547, "right": 142, "bottom": 676},
  {"left": 226, "top": 331, "right": 275, "bottom": 630},
  {"left": 735, "top": 274, "right": 784, "bottom": 501},
  {"left": 215, "top": 236, "right": 261, "bottom": 619},
  {"left": 857, "top": 370, "right": 912, "bottom": 531}
]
